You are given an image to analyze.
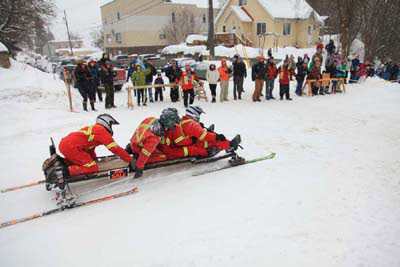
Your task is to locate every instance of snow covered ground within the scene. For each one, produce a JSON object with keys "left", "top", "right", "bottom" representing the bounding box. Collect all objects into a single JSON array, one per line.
[{"left": 1, "top": 60, "right": 400, "bottom": 267}]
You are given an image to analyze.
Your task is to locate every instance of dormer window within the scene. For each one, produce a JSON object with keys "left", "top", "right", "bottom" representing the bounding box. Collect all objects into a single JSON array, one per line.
[{"left": 239, "top": 0, "right": 247, "bottom": 6}]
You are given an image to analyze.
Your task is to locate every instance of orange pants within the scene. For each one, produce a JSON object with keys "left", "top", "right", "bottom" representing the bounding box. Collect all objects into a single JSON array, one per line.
[
  {"left": 253, "top": 79, "right": 264, "bottom": 101},
  {"left": 59, "top": 139, "right": 98, "bottom": 176}
]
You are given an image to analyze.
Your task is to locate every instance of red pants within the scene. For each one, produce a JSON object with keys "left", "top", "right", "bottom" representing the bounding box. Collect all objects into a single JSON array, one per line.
[
  {"left": 131, "top": 145, "right": 167, "bottom": 167},
  {"left": 59, "top": 139, "right": 98, "bottom": 176},
  {"left": 160, "top": 145, "right": 208, "bottom": 160}
]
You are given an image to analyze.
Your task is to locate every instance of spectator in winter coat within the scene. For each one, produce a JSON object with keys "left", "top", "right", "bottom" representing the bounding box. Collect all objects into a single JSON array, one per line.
[
  {"left": 325, "top": 40, "right": 336, "bottom": 56},
  {"left": 88, "top": 60, "right": 102, "bottom": 102},
  {"left": 100, "top": 61, "right": 117, "bottom": 108},
  {"left": 154, "top": 73, "right": 165, "bottom": 102},
  {"left": 326, "top": 60, "right": 343, "bottom": 92},
  {"left": 233, "top": 57, "right": 247, "bottom": 100},
  {"left": 98, "top": 53, "right": 110, "bottom": 70},
  {"left": 75, "top": 61, "right": 95, "bottom": 111},
  {"left": 251, "top": 55, "right": 267, "bottom": 102},
  {"left": 295, "top": 57, "right": 307, "bottom": 96},
  {"left": 178, "top": 63, "right": 200, "bottom": 107},
  {"left": 303, "top": 54, "right": 310, "bottom": 64},
  {"left": 206, "top": 64, "right": 219, "bottom": 103},
  {"left": 307, "top": 58, "right": 322, "bottom": 96},
  {"left": 165, "top": 60, "right": 182, "bottom": 102},
  {"left": 265, "top": 57, "right": 277, "bottom": 100},
  {"left": 126, "top": 62, "right": 136, "bottom": 82},
  {"left": 350, "top": 56, "right": 361, "bottom": 82},
  {"left": 130, "top": 64, "right": 152, "bottom": 106},
  {"left": 267, "top": 48, "right": 272, "bottom": 58},
  {"left": 390, "top": 63, "right": 399, "bottom": 81},
  {"left": 145, "top": 59, "right": 157, "bottom": 103},
  {"left": 277, "top": 60, "right": 296, "bottom": 101},
  {"left": 218, "top": 58, "right": 232, "bottom": 102}
]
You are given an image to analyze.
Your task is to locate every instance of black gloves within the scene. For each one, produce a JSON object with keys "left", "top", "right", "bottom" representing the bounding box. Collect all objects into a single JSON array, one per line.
[
  {"left": 191, "top": 136, "right": 197, "bottom": 143},
  {"left": 129, "top": 159, "right": 136, "bottom": 172},
  {"left": 216, "top": 134, "right": 226, "bottom": 141},
  {"left": 134, "top": 168, "right": 143, "bottom": 179}
]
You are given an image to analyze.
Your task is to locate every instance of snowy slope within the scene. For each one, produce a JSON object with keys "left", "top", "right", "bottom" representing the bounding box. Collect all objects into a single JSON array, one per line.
[{"left": 0, "top": 60, "right": 400, "bottom": 267}]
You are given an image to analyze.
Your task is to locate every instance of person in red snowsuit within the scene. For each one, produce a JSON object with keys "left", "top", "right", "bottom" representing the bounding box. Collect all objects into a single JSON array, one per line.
[
  {"left": 58, "top": 114, "right": 133, "bottom": 176},
  {"left": 129, "top": 109, "right": 181, "bottom": 178},
  {"left": 178, "top": 63, "right": 200, "bottom": 107},
  {"left": 162, "top": 106, "right": 241, "bottom": 161},
  {"left": 277, "top": 60, "right": 296, "bottom": 100}
]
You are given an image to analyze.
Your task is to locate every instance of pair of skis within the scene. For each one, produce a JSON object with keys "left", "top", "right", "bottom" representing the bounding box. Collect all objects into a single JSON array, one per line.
[{"left": 0, "top": 152, "right": 275, "bottom": 229}]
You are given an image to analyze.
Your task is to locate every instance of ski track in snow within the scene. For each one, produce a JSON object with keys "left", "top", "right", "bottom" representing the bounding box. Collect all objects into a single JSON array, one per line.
[{"left": 0, "top": 61, "right": 400, "bottom": 267}]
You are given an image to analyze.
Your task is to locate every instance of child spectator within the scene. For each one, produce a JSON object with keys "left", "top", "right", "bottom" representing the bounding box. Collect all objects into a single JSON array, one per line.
[
  {"left": 295, "top": 57, "right": 307, "bottom": 96},
  {"left": 308, "top": 58, "right": 322, "bottom": 96},
  {"left": 206, "top": 63, "right": 219, "bottom": 103},
  {"left": 277, "top": 60, "right": 296, "bottom": 101},
  {"left": 130, "top": 64, "right": 151, "bottom": 106},
  {"left": 265, "top": 57, "right": 277, "bottom": 100},
  {"left": 154, "top": 73, "right": 165, "bottom": 102}
]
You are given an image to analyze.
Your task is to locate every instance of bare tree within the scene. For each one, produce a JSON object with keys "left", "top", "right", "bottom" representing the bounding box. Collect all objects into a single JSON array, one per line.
[
  {"left": 91, "top": 29, "right": 104, "bottom": 50},
  {"left": 161, "top": 8, "right": 205, "bottom": 44},
  {"left": 0, "top": 0, "right": 55, "bottom": 54}
]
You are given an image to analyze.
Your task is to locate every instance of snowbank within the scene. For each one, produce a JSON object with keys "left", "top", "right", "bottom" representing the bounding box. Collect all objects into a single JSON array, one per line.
[
  {"left": 186, "top": 34, "right": 208, "bottom": 44},
  {"left": 0, "top": 42, "right": 8, "bottom": 52}
]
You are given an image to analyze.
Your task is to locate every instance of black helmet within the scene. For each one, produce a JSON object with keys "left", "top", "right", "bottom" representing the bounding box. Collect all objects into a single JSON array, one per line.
[
  {"left": 96, "top": 114, "right": 119, "bottom": 136},
  {"left": 150, "top": 119, "right": 166, "bottom": 137},
  {"left": 185, "top": 105, "right": 205, "bottom": 121},
  {"left": 160, "top": 110, "right": 180, "bottom": 130},
  {"left": 162, "top": 107, "right": 180, "bottom": 122}
]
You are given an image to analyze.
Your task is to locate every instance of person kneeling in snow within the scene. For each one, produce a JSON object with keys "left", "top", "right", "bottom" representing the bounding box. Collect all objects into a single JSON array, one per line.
[{"left": 47, "top": 114, "right": 134, "bottom": 184}]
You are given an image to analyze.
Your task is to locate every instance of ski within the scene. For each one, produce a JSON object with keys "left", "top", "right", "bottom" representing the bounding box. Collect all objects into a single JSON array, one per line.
[
  {"left": 192, "top": 152, "right": 276, "bottom": 176},
  {"left": 0, "top": 187, "right": 138, "bottom": 229},
  {"left": 1, "top": 180, "right": 45, "bottom": 193}
]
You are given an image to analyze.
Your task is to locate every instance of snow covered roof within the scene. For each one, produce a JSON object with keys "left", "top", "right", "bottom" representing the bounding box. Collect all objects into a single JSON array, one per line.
[
  {"left": 186, "top": 34, "right": 208, "bottom": 44},
  {"left": 0, "top": 42, "right": 8, "bottom": 53},
  {"left": 169, "top": 0, "right": 220, "bottom": 9},
  {"left": 231, "top": 6, "right": 252, "bottom": 22},
  {"left": 216, "top": 0, "right": 324, "bottom": 24}
]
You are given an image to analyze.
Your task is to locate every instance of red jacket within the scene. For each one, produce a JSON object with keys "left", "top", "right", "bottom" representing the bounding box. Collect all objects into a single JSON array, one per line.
[
  {"left": 130, "top": 117, "right": 162, "bottom": 169},
  {"left": 267, "top": 64, "right": 278, "bottom": 80},
  {"left": 60, "top": 124, "right": 132, "bottom": 163},
  {"left": 167, "top": 116, "right": 217, "bottom": 147},
  {"left": 178, "top": 70, "right": 199, "bottom": 90},
  {"left": 278, "top": 67, "right": 296, "bottom": 85}
]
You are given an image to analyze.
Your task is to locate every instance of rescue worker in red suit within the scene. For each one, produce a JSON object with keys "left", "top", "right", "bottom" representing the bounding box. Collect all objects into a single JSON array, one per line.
[
  {"left": 163, "top": 106, "right": 242, "bottom": 159},
  {"left": 128, "top": 109, "right": 180, "bottom": 178},
  {"left": 57, "top": 114, "right": 133, "bottom": 176},
  {"left": 178, "top": 63, "right": 201, "bottom": 107},
  {"left": 156, "top": 108, "right": 217, "bottom": 160}
]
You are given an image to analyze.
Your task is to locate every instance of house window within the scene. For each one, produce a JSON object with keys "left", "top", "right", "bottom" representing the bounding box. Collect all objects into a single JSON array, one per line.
[
  {"left": 202, "top": 14, "right": 206, "bottom": 23},
  {"left": 308, "top": 26, "right": 312, "bottom": 34},
  {"left": 117, "top": 12, "right": 120, "bottom": 20},
  {"left": 283, "top": 23, "right": 291, "bottom": 35},
  {"left": 239, "top": 0, "right": 247, "bottom": 6},
  {"left": 116, "top": 33, "right": 122, "bottom": 44},
  {"left": 172, "top": 12, "right": 175, "bottom": 22},
  {"left": 256, "top": 23, "right": 266, "bottom": 35},
  {"left": 222, "top": 25, "right": 226, "bottom": 32},
  {"left": 106, "top": 34, "right": 112, "bottom": 44},
  {"left": 159, "top": 33, "right": 166, "bottom": 40}
]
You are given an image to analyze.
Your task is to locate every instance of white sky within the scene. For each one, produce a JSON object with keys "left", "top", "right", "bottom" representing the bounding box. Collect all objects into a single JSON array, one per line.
[{"left": 51, "top": 0, "right": 109, "bottom": 42}]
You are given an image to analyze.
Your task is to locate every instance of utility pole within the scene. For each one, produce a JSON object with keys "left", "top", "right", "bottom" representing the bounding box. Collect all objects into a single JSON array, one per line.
[
  {"left": 208, "top": 0, "right": 215, "bottom": 59},
  {"left": 64, "top": 10, "right": 74, "bottom": 56}
]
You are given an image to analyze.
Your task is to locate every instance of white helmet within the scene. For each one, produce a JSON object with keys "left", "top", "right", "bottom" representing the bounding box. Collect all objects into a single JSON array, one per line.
[
  {"left": 185, "top": 106, "right": 205, "bottom": 121},
  {"left": 96, "top": 114, "right": 119, "bottom": 136}
]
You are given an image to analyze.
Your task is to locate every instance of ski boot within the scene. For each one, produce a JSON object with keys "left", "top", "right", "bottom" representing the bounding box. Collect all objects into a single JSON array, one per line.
[
  {"left": 227, "top": 134, "right": 242, "bottom": 152},
  {"left": 228, "top": 154, "right": 246, "bottom": 167},
  {"left": 44, "top": 161, "right": 69, "bottom": 191}
]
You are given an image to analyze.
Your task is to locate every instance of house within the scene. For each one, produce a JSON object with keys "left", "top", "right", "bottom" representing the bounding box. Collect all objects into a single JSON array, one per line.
[
  {"left": 215, "top": 0, "right": 325, "bottom": 49},
  {"left": 101, "top": 0, "right": 220, "bottom": 55}
]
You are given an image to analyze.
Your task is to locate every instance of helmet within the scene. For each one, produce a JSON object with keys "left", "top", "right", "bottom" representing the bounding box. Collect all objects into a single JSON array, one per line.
[
  {"left": 185, "top": 105, "right": 205, "bottom": 121},
  {"left": 162, "top": 107, "right": 180, "bottom": 122},
  {"left": 96, "top": 114, "right": 119, "bottom": 136},
  {"left": 150, "top": 119, "right": 166, "bottom": 137},
  {"left": 160, "top": 110, "right": 180, "bottom": 130}
]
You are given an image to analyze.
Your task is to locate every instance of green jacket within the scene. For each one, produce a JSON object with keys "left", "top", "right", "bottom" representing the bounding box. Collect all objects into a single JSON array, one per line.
[{"left": 130, "top": 68, "right": 151, "bottom": 86}]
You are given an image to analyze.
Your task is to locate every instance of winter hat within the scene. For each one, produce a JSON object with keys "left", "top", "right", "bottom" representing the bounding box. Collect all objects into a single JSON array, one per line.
[
  {"left": 186, "top": 106, "right": 205, "bottom": 122},
  {"left": 317, "top": 43, "right": 324, "bottom": 50}
]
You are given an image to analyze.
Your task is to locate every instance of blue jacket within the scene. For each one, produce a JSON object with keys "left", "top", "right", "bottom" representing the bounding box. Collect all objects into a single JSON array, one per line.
[
  {"left": 126, "top": 67, "right": 136, "bottom": 82},
  {"left": 129, "top": 59, "right": 145, "bottom": 70},
  {"left": 351, "top": 58, "right": 360, "bottom": 69},
  {"left": 88, "top": 65, "right": 99, "bottom": 80}
]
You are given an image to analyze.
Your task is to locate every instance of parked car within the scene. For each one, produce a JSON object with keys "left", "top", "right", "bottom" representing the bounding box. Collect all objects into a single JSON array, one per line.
[
  {"left": 57, "top": 58, "right": 78, "bottom": 82},
  {"left": 112, "top": 54, "right": 130, "bottom": 69},
  {"left": 162, "top": 58, "right": 197, "bottom": 72}
]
